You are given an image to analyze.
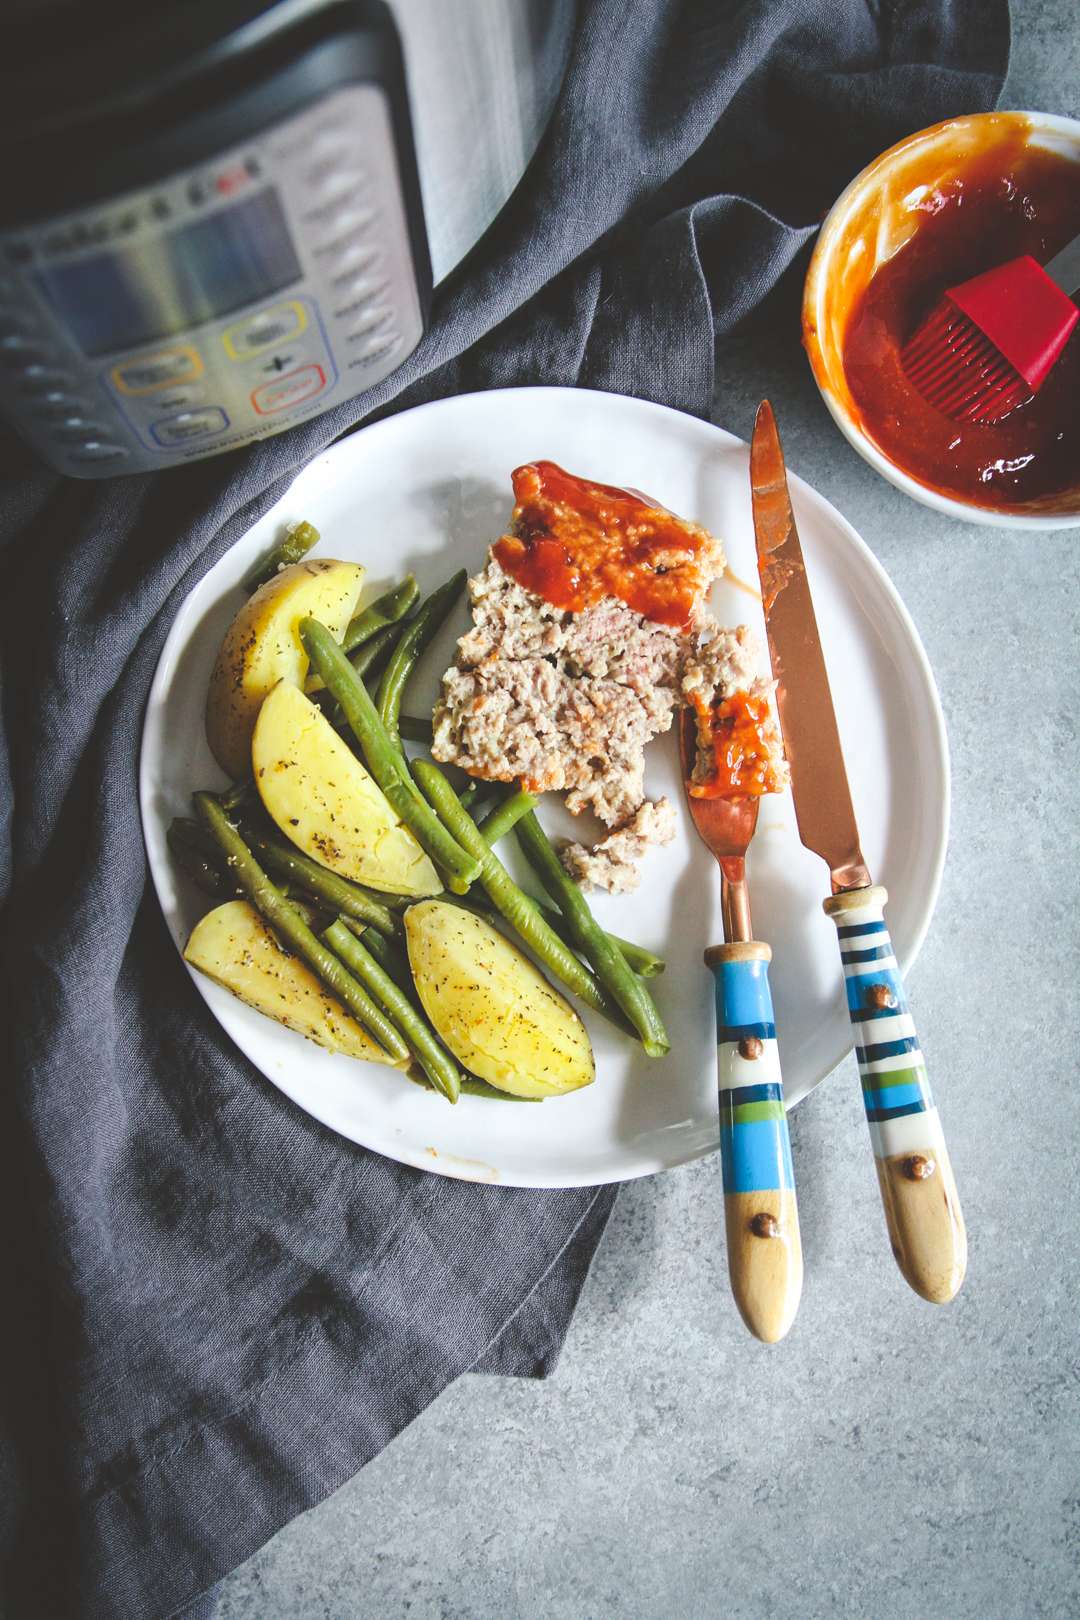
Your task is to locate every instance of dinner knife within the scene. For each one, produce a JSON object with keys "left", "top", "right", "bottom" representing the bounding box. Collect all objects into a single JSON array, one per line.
[{"left": 749, "top": 400, "right": 967, "bottom": 1304}]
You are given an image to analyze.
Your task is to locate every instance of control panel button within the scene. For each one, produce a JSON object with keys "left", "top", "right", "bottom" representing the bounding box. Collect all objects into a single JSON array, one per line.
[
  {"left": 332, "top": 274, "right": 388, "bottom": 315},
  {"left": 27, "top": 390, "right": 87, "bottom": 417},
  {"left": 54, "top": 418, "right": 113, "bottom": 442},
  {"left": 251, "top": 364, "right": 326, "bottom": 415},
  {"left": 112, "top": 346, "right": 203, "bottom": 394},
  {"left": 330, "top": 252, "right": 381, "bottom": 291},
  {"left": 19, "top": 365, "right": 75, "bottom": 395},
  {"left": 150, "top": 407, "right": 229, "bottom": 446},
  {"left": 344, "top": 307, "right": 395, "bottom": 342},
  {"left": 309, "top": 128, "right": 364, "bottom": 166},
  {"left": 68, "top": 442, "right": 130, "bottom": 462},
  {"left": 320, "top": 207, "right": 377, "bottom": 243},
  {"left": 222, "top": 301, "right": 307, "bottom": 361},
  {"left": 349, "top": 333, "right": 401, "bottom": 368},
  {"left": 328, "top": 239, "right": 381, "bottom": 277},
  {"left": 152, "top": 385, "right": 205, "bottom": 411},
  {"left": 1, "top": 339, "right": 52, "bottom": 370},
  {"left": 302, "top": 182, "right": 367, "bottom": 224}
]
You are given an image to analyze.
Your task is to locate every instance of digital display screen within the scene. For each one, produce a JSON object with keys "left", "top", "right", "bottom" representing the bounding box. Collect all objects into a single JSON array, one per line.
[{"left": 34, "top": 189, "right": 302, "bottom": 357}]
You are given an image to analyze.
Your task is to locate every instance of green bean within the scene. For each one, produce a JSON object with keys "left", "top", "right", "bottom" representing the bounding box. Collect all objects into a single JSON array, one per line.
[
  {"left": 243, "top": 520, "right": 320, "bottom": 591},
  {"left": 575, "top": 925, "right": 662, "bottom": 978},
  {"left": 440, "top": 798, "right": 662, "bottom": 976},
  {"left": 310, "top": 582, "right": 415, "bottom": 694},
  {"left": 170, "top": 814, "right": 221, "bottom": 859},
  {"left": 476, "top": 789, "right": 538, "bottom": 846},
  {"left": 220, "top": 780, "right": 256, "bottom": 813},
  {"left": 239, "top": 825, "right": 402, "bottom": 933},
  {"left": 345, "top": 918, "right": 412, "bottom": 985},
  {"left": 349, "top": 621, "right": 402, "bottom": 679},
  {"left": 167, "top": 818, "right": 233, "bottom": 898},
  {"left": 192, "top": 794, "right": 410, "bottom": 1064},
  {"left": 460, "top": 1076, "right": 541, "bottom": 1102},
  {"left": 315, "top": 624, "right": 402, "bottom": 729},
  {"left": 376, "top": 571, "right": 466, "bottom": 742},
  {"left": 467, "top": 890, "right": 664, "bottom": 978},
  {"left": 398, "top": 713, "right": 434, "bottom": 745},
  {"left": 300, "top": 618, "right": 481, "bottom": 892},
  {"left": 515, "top": 812, "right": 669, "bottom": 1056},
  {"left": 324, "top": 920, "right": 460, "bottom": 1103},
  {"left": 309, "top": 619, "right": 401, "bottom": 702},
  {"left": 404, "top": 1069, "right": 540, "bottom": 1104},
  {"left": 341, "top": 575, "right": 419, "bottom": 656},
  {"left": 409, "top": 761, "right": 632, "bottom": 1035}
]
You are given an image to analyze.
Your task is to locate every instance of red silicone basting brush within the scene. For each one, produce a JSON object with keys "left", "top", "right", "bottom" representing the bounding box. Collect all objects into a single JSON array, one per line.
[{"left": 902, "top": 232, "right": 1080, "bottom": 424}]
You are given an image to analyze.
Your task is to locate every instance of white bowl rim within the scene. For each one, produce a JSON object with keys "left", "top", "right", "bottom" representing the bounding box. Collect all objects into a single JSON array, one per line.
[{"left": 804, "top": 109, "right": 1080, "bottom": 531}]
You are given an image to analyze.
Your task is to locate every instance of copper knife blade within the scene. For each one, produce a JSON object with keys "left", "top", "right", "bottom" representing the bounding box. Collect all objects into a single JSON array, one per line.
[{"left": 749, "top": 400, "right": 871, "bottom": 894}]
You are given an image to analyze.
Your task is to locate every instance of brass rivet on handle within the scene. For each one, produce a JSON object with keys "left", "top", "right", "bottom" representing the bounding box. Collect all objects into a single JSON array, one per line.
[
  {"left": 902, "top": 1154, "right": 936, "bottom": 1181},
  {"left": 738, "top": 1035, "right": 764, "bottom": 1060},
  {"left": 750, "top": 1212, "right": 779, "bottom": 1239},
  {"left": 866, "top": 983, "right": 897, "bottom": 1011}
]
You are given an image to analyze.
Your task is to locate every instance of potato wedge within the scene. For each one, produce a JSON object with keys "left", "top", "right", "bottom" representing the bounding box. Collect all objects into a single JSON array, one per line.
[
  {"left": 404, "top": 900, "right": 594, "bottom": 1098},
  {"left": 184, "top": 899, "right": 403, "bottom": 1066},
  {"left": 206, "top": 558, "right": 363, "bottom": 779},
  {"left": 252, "top": 681, "right": 441, "bottom": 897}
]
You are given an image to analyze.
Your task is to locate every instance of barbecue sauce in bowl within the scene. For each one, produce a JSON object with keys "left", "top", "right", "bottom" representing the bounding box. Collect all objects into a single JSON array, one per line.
[
  {"left": 842, "top": 132, "right": 1080, "bottom": 510},
  {"left": 804, "top": 114, "right": 1080, "bottom": 518}
]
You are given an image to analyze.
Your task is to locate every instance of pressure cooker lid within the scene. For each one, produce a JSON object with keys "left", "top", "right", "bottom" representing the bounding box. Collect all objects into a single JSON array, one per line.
[{"left": 0, "top": 0, "right": 376, "bottom": 142}]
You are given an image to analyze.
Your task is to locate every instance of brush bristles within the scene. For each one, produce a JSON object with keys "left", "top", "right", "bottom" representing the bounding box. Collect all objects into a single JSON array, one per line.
[{"left": 902, "top": 302, "right": 1033, "bottom": 425}]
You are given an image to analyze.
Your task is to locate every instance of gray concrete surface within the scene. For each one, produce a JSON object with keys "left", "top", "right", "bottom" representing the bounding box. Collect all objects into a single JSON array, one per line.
[{"left": 216, "top": 8, "right": 1080, "bottom": 1617}]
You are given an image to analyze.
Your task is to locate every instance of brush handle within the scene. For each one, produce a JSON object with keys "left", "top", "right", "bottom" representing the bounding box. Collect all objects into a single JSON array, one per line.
[
  {"left": 1045, "top": 233, "right": 1080, "bottom": 298},
  {"left": 824, "top": 886, "right": 967, "bottom": 1304},
  {"left": 707, "top": 941, "right": 802, "bottom": 1343}
]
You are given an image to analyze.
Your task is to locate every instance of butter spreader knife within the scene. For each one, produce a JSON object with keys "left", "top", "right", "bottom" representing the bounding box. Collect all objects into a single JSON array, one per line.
[{"left": 750, "top": 400, "right": 967, "bottom": 1304}]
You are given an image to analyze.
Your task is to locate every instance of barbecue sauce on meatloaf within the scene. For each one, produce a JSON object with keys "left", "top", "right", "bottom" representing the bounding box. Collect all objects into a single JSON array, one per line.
[
  {"left": 493, "top": 461, "right": 722, "bottom": 630},
  {"left": 688, "top": 688, "right": 787, "bottom": 799}
]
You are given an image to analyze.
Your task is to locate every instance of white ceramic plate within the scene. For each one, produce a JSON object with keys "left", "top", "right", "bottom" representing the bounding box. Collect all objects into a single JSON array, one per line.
[{"left": 141, "top": 386, "right": 949, "bottom": 1188}]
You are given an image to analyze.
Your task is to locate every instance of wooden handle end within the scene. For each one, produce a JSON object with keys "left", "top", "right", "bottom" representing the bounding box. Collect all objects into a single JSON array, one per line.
[
  {"left": 724, "top": 1190, "right": 803, "bottom": 1342},
  {"left": 875, "top": 1144, "right": 967, "bottom": 1304}
]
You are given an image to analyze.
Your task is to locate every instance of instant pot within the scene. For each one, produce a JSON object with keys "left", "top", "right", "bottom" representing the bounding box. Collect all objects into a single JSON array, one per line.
[{"left": 0, "top": 0, "right": 575, "bottom": 477}]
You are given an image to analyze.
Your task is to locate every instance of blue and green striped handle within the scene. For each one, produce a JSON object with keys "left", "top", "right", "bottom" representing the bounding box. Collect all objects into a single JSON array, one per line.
[
  {"left": 707, "top": 940, "right": 802, "bottom": 1343},
  {"left": 824, "top": 885, "right": 966, "bottom": 1304}
]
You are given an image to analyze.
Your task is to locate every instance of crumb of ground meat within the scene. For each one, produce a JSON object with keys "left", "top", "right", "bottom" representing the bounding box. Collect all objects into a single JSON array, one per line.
[
  {"left": 679, "top": 623, "right": 758, "bottom": 708},
  {"left": 558, "top": 798, "right": 678, "bottom": 895}
]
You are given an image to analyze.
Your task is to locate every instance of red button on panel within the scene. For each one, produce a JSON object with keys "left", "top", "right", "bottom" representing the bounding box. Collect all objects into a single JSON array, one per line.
[{"left": 251, "top": 364, "right": 327, "bottom": 415}]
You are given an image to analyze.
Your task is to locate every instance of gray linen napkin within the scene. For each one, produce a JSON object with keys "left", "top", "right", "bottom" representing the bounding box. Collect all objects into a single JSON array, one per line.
[{"left": 0, "top": 2, "right": 1007, "bottom": 1615}]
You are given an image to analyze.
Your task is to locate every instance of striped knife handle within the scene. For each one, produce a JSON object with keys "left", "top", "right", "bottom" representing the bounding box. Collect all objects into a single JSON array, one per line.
[
  {"left": 708, "top": 941, "right": 802, "bottom": 1343},
  {"left": 825, "top": 886, "right": 967, "bottom": 1304}
]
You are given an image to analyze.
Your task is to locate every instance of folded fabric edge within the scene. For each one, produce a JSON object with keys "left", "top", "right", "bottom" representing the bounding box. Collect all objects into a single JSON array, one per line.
[{"left": 469, "top": 1183, "right": 618, "bottom": 1380}]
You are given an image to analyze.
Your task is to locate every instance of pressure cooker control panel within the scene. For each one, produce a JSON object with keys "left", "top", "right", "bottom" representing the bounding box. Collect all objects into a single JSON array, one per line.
[{"left": 0, "top": 86, "right": 425, "bottom": 477}]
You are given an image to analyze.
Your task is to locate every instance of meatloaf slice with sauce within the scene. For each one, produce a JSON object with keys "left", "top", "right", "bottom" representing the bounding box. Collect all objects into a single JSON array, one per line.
[{"left": 432, "top": 461, "right": 782, "bottom": 892}]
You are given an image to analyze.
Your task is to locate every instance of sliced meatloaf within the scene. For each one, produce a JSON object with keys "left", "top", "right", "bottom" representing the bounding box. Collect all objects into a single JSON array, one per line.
[{"left": 431, "top": 461, "right": 782, "bottom": 892}]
